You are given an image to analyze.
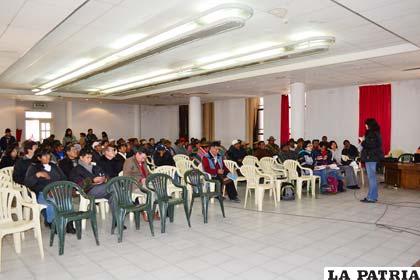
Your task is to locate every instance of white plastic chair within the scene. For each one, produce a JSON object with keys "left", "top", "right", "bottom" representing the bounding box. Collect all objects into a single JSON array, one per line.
[
  {"left": 146, "top": 156, "right": 156, "bottom": 171},
  {"left": 173, "top": 154, "right": 190, "bottom": 163},
  {"left": 259, "top": 157, "right": 288, "bottom": 201},
  {"left": 283, "top": 160, "right": 320, "bottom": 199},
  {"left": 242, "top": 155, "right": 259, "bottom": 167},
  {"left": 152, "top": 165, "right": 183, "bottom": 197},
  {"left": 240, "top": 165, "right": 277, "bottom": 211},
  {"left": 0, "top": 188, "right": 44, "bottom": 271},
  {"left": 223, "top": 160, "right": 246, "bottom": 192}
]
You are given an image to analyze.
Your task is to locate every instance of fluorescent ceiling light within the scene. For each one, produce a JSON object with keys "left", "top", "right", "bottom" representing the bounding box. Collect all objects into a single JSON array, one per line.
[
  {"left": 197, "top": 7, "right": 252, "bottom": 24},
  {"left": 101, "top": 36, "right": 334, "bottom": 95},
  {"left": 99, "top": 69, "right": 172, "bottom": 89},
  {"left": 289, "top": 31, "right": 326, "bottom": 41},
  {"left": 35, "top": 4, "right": 253, "bottom": 95},
  {"left": 35, "top": 88, "right": 52, "bottom": 96},
  {"left": 44, "top": 58, "right": 93, "bottom": 81},
  {"left": 110, "top": 33, "right": 147, "bottom": 49},
  {"left": 31, "top": 88, "right": 40, "bottom": 93},
  {"left": 234, "top": 42, "right": 278, "bottom": 55}
]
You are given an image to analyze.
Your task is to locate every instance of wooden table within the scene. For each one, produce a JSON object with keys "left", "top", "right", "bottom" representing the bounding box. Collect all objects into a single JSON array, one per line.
[{"left": 383, "top": 162, "right": 420, "bottom": 189}]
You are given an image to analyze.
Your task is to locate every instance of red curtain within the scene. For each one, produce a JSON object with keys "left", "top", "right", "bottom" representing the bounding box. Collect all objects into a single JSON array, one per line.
[
  {"left": 280, "top": 94, "right": 289, "bottom": 144},
  {"left": 359, "top": 84, "right": 391, "bottom": 154}
]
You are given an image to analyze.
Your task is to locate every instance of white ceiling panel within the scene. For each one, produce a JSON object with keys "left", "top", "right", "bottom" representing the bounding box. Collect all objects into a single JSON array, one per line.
[{"left": 0, "top": 0, "right": 25, "bottom": 26}]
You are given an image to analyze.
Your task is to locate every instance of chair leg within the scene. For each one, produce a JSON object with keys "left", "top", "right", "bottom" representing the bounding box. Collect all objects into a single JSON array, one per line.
[
  {"left": 244, "top": 187, "right": 249, "bottom": 209},
  {"left": 0, "top": 235, "right": 3, "bottom": 272},
  {"left": 57, "top": 218, "right": 66, "bottom": 255},
  {"left": 134, "top": 212, "right": 140, "bottom": 230},
  {"left": 111, "top": 213, "right": 116, "bottom": 235},
  {"left": 79, "top": 198, "right": 87, "bottom": 230},
  {"left": 218, "top": 196, "right": 226, "bottom": 218},
  {"left": 49, "top": 221, "right": 56, "bottom": 247},
  {"left": 276, "top": 180, "right": 281, "bottom": 202},
  {"left": 296, "top": 180, "right": 302, "bottom": 199},
  {"left": 90, "top": 214, "right": 100, "bottom": 246},
  {"left": 257, "top": 188, "right": 264, "bottom": 212},
  {"left": 116, "top": 209, "right": 126, "bottom": 243},
  {"left": 168, "top": 205, "right": 175, "bottom": 223},
  {"left": 12, "top": 233, "right": 21, "bottom": 254},
  {"left": 272, "top": 186, "right": 277, "bottom": 207},
  {"left": 188, "top": 197, "right": 195, "bottom": 218},
  {"left": 100, "top": 202, "right": 106, "bottom": 220},
  {"left": 158, "top": 203, "right": 168, "bottom": 233},
  {"left": 35, "top": 223, "right": 44, "bottom": 259},
  {"left": 147, "top": 210, "right": 155, "bottom": 236},
  {"left": 75, "top": 220, "right": 82, "bottom": 240},
  {"left": 183, "top": 200, "right": 191, "bottom": 228}
]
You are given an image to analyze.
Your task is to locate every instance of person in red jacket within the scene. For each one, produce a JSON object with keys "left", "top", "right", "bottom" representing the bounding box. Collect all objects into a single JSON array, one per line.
[{"left": 202, "top": 141, "right": 240, "bottom": 202}]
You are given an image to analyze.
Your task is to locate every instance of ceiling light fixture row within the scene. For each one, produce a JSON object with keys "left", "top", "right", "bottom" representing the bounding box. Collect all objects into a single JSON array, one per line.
[
  {"left": 32, "top": 3, "right": 253, "bottom": 96},
  {"left": 98, "top": 36, "right": 335, "bottom": 96}
]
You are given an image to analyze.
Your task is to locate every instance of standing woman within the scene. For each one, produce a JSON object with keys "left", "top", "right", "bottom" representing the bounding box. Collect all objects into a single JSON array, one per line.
[
  {"left": 63, "top": 128, "right": 77, "bottom": 146},
  {"left": 360, "top": 118, "right": 383, "bottom": 203}
]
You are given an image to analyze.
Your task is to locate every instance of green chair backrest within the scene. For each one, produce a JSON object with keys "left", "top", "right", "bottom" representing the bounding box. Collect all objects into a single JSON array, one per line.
[
  {"left": 146, "top": 173, "right": 174, "bottom": 200},
  {"left": 106, "top": 176, "right": 137, "bottom": 205},
  {"left": 43, "top": 181, "right": 82, "bottom": 213},
  {"left": 184, "top": 169, "right": 206, "bottom": 195}
]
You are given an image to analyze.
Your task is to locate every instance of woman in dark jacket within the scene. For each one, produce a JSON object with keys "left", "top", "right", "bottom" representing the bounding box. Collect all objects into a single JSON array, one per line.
[
  {"left": 360, "top": 118, "right": 383, "bottom": 203},
  {"left": 24, "top": 148, "right": 73, "bottom": 231},
  {"left": 0, "top": 143, "right": 19, "bottom": 168}
]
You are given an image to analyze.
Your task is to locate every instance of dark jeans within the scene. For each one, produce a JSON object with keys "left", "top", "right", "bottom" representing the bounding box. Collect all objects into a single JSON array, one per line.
[
  {"left": 87, "top": 184, "right": 114, "bottom": 212},
  {"left": 214, "top": 174, "right": 238, "bottom": 200}
]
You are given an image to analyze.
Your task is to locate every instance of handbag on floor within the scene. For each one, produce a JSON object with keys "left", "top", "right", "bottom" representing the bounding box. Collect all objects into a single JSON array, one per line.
[
  {"left": 323, "top": 176, "right": 338, "bottom": 194},
  {"left": 281, "top": 182, "right": 295, "bottom": 200}
]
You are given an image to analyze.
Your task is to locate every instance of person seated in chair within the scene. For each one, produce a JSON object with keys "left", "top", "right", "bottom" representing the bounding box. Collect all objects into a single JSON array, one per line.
[
  {"left": 266, "top": 136, "right": 280, "bottom": 154},
  {"left": 253, "top": 141, "right": 273, "bottom": 160},
  {"left": 312, "top": 142, "right": 344, "bottom": 191},
  {"left": 13, "top": 140, "right": 38, "bottom": 185},
  {"left": 278, "top": 143, "right": 297, "bottom": 163},
  {"left": 24, "top": 148, "right": 73, "bottom": 233},
  {"left": 227, "top": 139, "right": 247, "bottom": 165},
  {"left": 202, "top": 141, "right": 240, "bottom": 202},
  {"left": 330, "top": 141, "right": 359, "bottom": 189},
  {"left": 0, "top": 143, "right": 19, "bottom": 169},
  {"left": 153, "top": 144, "right": 175, "bottom": 166},
  {"left": 98, "top": 145, "right": 120, "bottom": 178},
  {"left": 58, "top": 144, "right": 79, "bottom": 178},
  {"left": 341, "top": 140, "right": 359, "bottom": 165},
  {"left": 115, "top": 142, "right": 128, "bottom": 173}
]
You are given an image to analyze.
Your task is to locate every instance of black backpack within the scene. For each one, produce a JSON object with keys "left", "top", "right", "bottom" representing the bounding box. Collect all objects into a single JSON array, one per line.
[{"left": 281, "top": 182, "right": 295, "bottom": 201}]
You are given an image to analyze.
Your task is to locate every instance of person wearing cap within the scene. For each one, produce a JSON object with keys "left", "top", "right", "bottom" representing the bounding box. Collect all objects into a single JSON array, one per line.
[
  {"left": 153, "top": 144, "right": 175, "bottom": 166},
  {"left": 91, "top": 141, "right": 102, "bottom": 163},
  {"left": 0, "top": 128, "right": 17, "bottom": 152},
  {"left": 253, "top": 141, "right": 273, "bottom": 160},
  {"left": 202, "top": 141, "right": 240, "bottom": 202},
  {"left": 266, "top": 136, "right": 280, "bottom": 154},
  {"left": 59, "top": 144, "right": 79, "bottom": 178},
  {"left": 227, "top": 139, "right": 247, "bottom": 165}
]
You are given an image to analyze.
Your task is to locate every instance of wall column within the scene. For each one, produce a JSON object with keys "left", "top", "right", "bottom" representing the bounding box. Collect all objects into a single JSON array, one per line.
[
  {"left": 188, "top": 96, "right": 202, "bottom": 139},
  {"left": 290, "top": 82, "right": 305, "bottom": 139},
  {"left": 66, "top": 101, "right": 72, "bottom": 129}
]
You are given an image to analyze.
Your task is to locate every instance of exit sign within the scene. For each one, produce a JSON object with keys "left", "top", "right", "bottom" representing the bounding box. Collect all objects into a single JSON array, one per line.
[{"left": 33, "top": 103, "right": 47, "bottom": 109}]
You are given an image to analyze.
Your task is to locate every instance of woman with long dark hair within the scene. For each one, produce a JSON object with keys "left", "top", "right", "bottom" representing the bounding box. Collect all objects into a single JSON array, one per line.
[
  {"left": 0, "top": 143, "right": 19, "bottom": 168},
  {"left": 63, "top": 128, "right": 77, "bottom": 146},
  {"left": 360, "top": 118, "right": 383, "bottom": 203}
]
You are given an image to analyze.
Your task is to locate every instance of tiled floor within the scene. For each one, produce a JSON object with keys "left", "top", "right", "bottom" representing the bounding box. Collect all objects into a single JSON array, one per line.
[{"left": 1, "top": 181, "right": 420, "bottom": 280}]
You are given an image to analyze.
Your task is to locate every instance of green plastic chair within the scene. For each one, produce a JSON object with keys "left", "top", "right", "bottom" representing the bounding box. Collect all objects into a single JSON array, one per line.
[
  {"left": 106, "top": 176, "right": 154, "bottom": 242},
  {"left": 184, "top": 169, "right": 225, "bottom": 223},
  {"left": 398, "top": 153, "right": 414, "bottom": 163},
  {"left": 43, "top": 181, "right": 99, "bottom": 255},
  {"left": 146, "top": 173, "right": 191, "bottom": 233}
]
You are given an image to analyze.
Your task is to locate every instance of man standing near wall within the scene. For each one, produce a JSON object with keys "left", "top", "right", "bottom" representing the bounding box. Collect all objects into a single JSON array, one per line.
[{"left": 0, "top": 128, "right": 17, "bottom": 153}]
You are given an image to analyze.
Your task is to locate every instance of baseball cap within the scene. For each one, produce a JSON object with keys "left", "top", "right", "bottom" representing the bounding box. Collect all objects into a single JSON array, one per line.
[
  {"left": 232, "top": 139, "right": 240, "bottom": 145},
  {"left": 92, "top": 141, "right": 101, "bottom": 149}
]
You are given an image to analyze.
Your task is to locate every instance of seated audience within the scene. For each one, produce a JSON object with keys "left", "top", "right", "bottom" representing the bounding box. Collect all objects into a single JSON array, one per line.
[
  {"left": 24, "top": 148, "right": 69, "bottom": 230},
  {"left": 91, "top": 141, "right": 102, "bottom": 163},
  {"left": 164, "top": 140, "right": 176, "bottom": 156},
  {"left": 288, "top": 138, "right": 296, "bottom": 151},
  {"left": 42, "top": 134, "right": 55, "bottom": 146},
  {"left": 62, "top": 128, "right": 77, "bottom": 146},
  {"left": 321, "top": 135, "right": 329, "bottom": 147},
  {"left": 341, "top": 140, "right": 359, "bottom": 164},
  {"left": 0, "top": 128, "right": 17, "bottom": 153},
  {"left": 298, "top": 141, "right": 315, "bottom": 168},
  {"left": 278, "top": 143, "right": 297, "bottom": 162},
  {"left": 13, "top": 140, "right": 38, "bottom": 185},
  {"left": 330, "top": 141, "right": 359, "bottom": 189},
  {"left": 312, "top": 141, "right": 344, "bottom": 191},
  {"left": 123, "top": 148, "right": 149, "bottom": 184},
  {"left": 85, "top": 128, "right": 98, "bottom": 146},
  {"left": 266, "top": 136, "right": 280, "bottom": 154},
  {"left": 102, "top": 131, "right": 109, "bottom": 142},
  {"left": 197, "top": 141, "right": 210, "bottom": 159},
  {"left": 173, "top": 138, "right": 188, "bottom": 155},
  {"left": 58, "top": 144, "right": 79, "bottom": 178},
  {"left": 295, "top": 138, "right": 304, "bottom": 152},
  {"left": 202, "top": 141, "right": 240, "bottom": 202},
  {"left": 253, "top": 141, "right": 273, "bottom": 159},
  {"left": 153, "top": 144, "right": 175, "bottom": 166},
  {"left": 227, "top": 139, "right": 247, "bottom": 165},
  {"left": 98, "top": 145, "right": 120, "bottom": 178},
  {"left": 0, "top": 143, "right": 19, "bottom": 168},
  {"left": 79, "top": 132, "right": 87, "bottom": 147},
  {"left": 51, "top": 140, "right": 65, "bottom": 163},
  {"left": 312, "top": 139, "right": 320, "bottom": 151},
  {"left": 115, "top": 142, "right": 128, "bottom": 173}
]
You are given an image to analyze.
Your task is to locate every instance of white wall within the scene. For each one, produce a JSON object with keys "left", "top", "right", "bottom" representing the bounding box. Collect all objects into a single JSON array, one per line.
[
  {"left": 140, "top": 105, "right": 179, "bottom": 141},
  {"left": 0, "top": 98, "right": 16, "bottom": 134},
  {"left": 263, "top": 94, "right": 281, "bottom": 142},
  {"left": 71, "top": 100, "right": 137, "bottom": 140},
  {"left": 305, "top": 85, "right": 359, "bottom": 147},
  {"left": 214, "top": 98, "right": 246, "bottom": 147},
  {"left": 391, "top": 80, "right": 420, "bottom": 152}
]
